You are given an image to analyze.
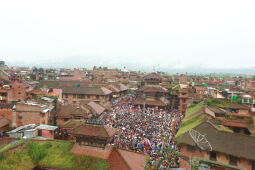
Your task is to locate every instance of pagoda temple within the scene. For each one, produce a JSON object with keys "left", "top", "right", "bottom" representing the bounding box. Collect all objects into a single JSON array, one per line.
[
  {"left": 134, "top": 73, "right": 169, "bottom": 109},
  {"left": 68, "top": 123, "right": 118, "bottom": 148}
]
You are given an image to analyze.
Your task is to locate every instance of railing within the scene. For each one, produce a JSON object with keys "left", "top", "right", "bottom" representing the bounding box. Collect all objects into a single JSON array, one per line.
[
  {"left": 237, "top": 99, "right": 255, "bottom": 104},
  {"left": 179, "top": 94, "right": 188, "bottom": 98},
  {"left": 0, "top": 96, "right": 7, "bottom": 101}
]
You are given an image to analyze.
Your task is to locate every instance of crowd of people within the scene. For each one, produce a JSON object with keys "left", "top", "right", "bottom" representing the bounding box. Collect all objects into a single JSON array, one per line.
[{"left": 102, "top": 95, "right": 184, "bottom": 168}]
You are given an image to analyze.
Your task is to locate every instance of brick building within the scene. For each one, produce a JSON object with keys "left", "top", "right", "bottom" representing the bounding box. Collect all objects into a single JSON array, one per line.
[
  {"left": 62, "top": 86, "right": 112, "bottom": 106},
  {"left": 39, "top": 80, "right": 91, "bottom": 89},
  {"left": 0, "top": 117, "right": 10, "bottom": 136},
  {"left": 169, "top": 84, "right": 189, "bottom": 114},
  {"left": 0, "top": 104, "right": 13, "bottom": 124},
  {"left": 26, "top": 88, "right": 62, "bottom": 100},
  {"left": 90, "top": 69, "right": 120, "bottom": 83},
  {"left": 178, "top": 85, "right": 189, "bottom": 114},
  {"left": 0, "top": 80, "right": 30, "bottom": 104},
  {"left": 177, "top": 121, "right": 255, "bottom": 170},
  {"left": 56, "top": 101, "right": 106, "bottom": 126},
  {"left": 13, "top": 102, "right": 54, "bottom": 127},
  {"left": 107, "top": 147, "right": 146, "bottom": 170},
  {"left": 176, "top": 102, "right": 255, "bottom": 170},
  {"left": 67, "top": 121, "right": 146, "bottom": 170},
  {"left": 71, "top": 143, "right": 146, "bottom": 170},
  {"left": 6, "top": 124, "right": 58, "bottom": 139}
]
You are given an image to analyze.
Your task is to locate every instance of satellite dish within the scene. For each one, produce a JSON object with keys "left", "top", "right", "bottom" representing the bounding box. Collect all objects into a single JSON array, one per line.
[{"left": 189, "top": 129, "right": 212, "bottom": 151}]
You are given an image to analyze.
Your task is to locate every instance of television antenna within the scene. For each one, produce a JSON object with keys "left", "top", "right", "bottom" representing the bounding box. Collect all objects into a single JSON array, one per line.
[{"left": 189, "top": 129, "right": 212, "bottom": 151}]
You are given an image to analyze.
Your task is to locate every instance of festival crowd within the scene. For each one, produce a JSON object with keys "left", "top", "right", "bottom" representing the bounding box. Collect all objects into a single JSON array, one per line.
[{"left": 102, "top": 95, "right": 184, "bottom": 169}]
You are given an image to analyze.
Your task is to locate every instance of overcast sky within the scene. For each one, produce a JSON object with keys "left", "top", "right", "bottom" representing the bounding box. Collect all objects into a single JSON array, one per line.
[{"left": 0, "top": 0, "right": 255, "bottom": 72}]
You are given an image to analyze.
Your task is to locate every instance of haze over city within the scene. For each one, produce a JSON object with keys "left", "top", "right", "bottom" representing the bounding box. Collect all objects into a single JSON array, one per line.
[
  {"left": 1, "top": 1, "right": 255, "bottom": 169},
  {"left": 1, "top": 0, "right": 255, "bottom": 73}
]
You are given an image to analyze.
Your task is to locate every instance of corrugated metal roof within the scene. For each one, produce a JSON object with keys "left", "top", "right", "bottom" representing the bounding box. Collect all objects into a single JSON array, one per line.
[{"left": 36, "top": 125, "right": 58, "bottom": 131}]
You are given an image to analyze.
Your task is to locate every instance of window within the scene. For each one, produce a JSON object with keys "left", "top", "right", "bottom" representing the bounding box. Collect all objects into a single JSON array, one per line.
[
  {"left": 233, "top": 128, "right": 241, "bottom": 133},
  {"left": 73, "top": 101, "right": 77, "bottom": 104},
  {"left": 209, "top": 152, "right": 217, "bottom": 161},
  {"left": 74, "top": 116, "right": 82, "bottom": 119},
  {"left": 73, "top": 94, "right": 77, "bottom": 98},
  {"left": 65, "top": 94, "right": 68, "bottom": 98},
  {"left": 215, "top": 113, "right": 224, "bottom": 117},
  {"left": 229, "top": 156, "right": 237, "bottom": 166},
  {"left": 78, "top": 94, "right": 85, "bottom": 99},
  {"left": 187, "top": 145, "right": 195, "bottom": 153},
  {"left": 96, "top": 95, "right": 99, "bottom": 99}
]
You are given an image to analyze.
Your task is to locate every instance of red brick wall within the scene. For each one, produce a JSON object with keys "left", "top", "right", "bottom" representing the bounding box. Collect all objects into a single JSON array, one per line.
[
  {"left": 0, "top": 109, "right": 12, "bottom": 123},
  {"left": 0, "top": 124, "right": 9, "bottom": 133},
  {"left": 237, "top": 159, "right": 252, "bottom": 170},
  {"left": 41, "top": 129, "right": 54, "bottom": 139},
  {"left": 17, "top": 112, "right": 40, "bottom": 126},
  {"left": 179, "top": 145, "right": 208, "bottom": 169},
  {"left": 63, "top": 94, "right": 109, "bottom": 105},
  {"left": 179, "top": 98, "right": 187, "bottom": 114},
  {"left": 180, "top": 144, "right": 253, "bottom": 170},
  {"left": 16, "top": 111, "right": 49, "bottom": 126},
  {"left": 8, "top": 81, "right": 27, "bottom": 102}
]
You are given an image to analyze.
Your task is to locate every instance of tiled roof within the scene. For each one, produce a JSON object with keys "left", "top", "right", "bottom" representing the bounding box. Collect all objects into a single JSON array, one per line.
[
  {"left": 221, "top": 104, "right": 250, "bottom": 110},
  {"left": 57, "top": 105, "right": 88, "bottom": 118},
  {"left": 207, "top": 106, "right": 226, "bottom": 114},
  {"left": 28, "top": 88, "right": 62, "bottom": 97},
  {"left": 143, "top": 73, "right": 162, "bottom": 80},
  {"left": 71, "top": 144, "right": 146, "bottom": 170},
  {"left": 59, "top": 76, "right": 80, "bottom": 81},
  {"left": 138, "top": 85, "right": 167, "bottom": 93},
  {"left": 117, "top": 83, "right": 128, "bottom": 91},
  {"left": 87, "top": 101, "right": 105, "bottom": 115},
  {"left": 177, "top": 121, "right": 255, "bottom": 161},
  {"left": 62, "top": 86, "right": 112, "bottom": 95},
  {"left": 60, "top": 120, "right": 84, "bottom": 129},
  {"left": 69, "top": 124, "right": 118, "bottom": 138},
  {"left": 117, "top": 149, "right": 146, "bottom": 170},
  {"left": 222, "top": 121, "right": 249, "bottom": 128},
  {"left": 39, "top": 80, "right": 91, "bottom": 89},
  {"left": 48, "top": 89, "right": 62, "bottom": 97},
  {"left": 105, "top": 85, "right": 120, "bottom": 93},
  {"left": 101, "top": 87, "right": 112, "bottom": 95}
]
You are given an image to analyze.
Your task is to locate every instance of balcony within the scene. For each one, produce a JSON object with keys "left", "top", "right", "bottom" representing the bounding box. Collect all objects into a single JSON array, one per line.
[
  {"left": 0, "top": 96, "right": 7, "bottom": 101},
  {"left": 179, "top": 94, "right": 188, "bottom": 98},
  {"left": 237, "top": 98, "right": 255, "bottom": 104}
]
